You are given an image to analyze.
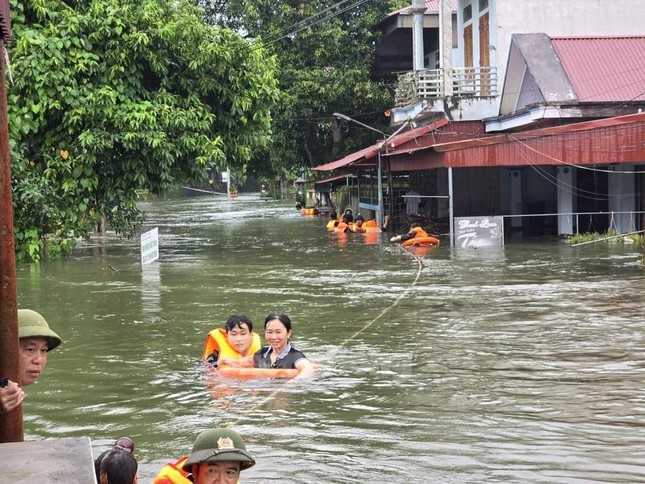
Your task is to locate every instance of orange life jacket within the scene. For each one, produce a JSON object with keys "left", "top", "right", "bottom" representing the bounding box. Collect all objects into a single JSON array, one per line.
[
  {"left": 153, "top": 456, "right": 190, "bottom": 484},
  {"left": 410, "top": 226, "right": 429, "bottom": 238},
  {"left": 326, "top": 219, "right": 338, "bottom": 231},
  {"left": 202, "top": 328, "right": 261, "bottom": 361}
]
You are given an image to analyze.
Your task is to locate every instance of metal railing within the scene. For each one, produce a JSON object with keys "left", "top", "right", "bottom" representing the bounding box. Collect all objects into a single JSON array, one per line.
[{"left": 394, "top": 67, "right": 497, "bottom": 107}]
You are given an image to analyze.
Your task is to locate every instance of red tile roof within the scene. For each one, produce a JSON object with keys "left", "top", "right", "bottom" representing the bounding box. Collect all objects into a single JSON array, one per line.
[{"left": 552, "top": 36, "right": 645, "bottom": 102}]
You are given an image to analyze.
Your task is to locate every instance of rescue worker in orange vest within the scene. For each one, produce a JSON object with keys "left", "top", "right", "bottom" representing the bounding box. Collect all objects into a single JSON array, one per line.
[
  {"left": 153, "top": 427, "right": 255, "bottom": 484},
  {"left": 203, "top": 315, "right": 261, "bottom": 368},
  {"left": 390, "top": 226, "right": 429, "bottom": 243}
]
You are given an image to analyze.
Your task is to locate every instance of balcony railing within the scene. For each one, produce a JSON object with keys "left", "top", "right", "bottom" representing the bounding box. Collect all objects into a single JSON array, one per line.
[{"left": 394, "top": 67, "right": 497, "bottom": 108}]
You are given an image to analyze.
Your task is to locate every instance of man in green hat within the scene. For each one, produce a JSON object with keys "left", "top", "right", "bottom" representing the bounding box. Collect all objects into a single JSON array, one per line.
[
  {"left": 153, "top": 427, "right": 255, "bottom": 483},
  {"left": 0, "top": 309, "right": 62, "bottom": 414}
]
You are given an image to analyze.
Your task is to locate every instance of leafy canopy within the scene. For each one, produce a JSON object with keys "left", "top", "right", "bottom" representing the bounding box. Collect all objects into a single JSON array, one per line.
[
  {"left": 198, "top": 0, "right": 405, "bottom": 178},
  {"left": 9, "top": 0, "right": 279, "bottom": 260}
]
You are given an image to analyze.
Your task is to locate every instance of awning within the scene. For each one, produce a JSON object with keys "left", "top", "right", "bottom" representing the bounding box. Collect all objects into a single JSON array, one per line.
[
  {"left": 313, "top": 173, "right": 357, "bottom": 185},
  {"left": 314, "top": 117, "right": 451, "bottom": 172},
  {"left": 385, "top": 117, "right": 449, "bottom": 151},
  {"left": 404, "top": 111, "right": 645, "bottom": 169},
  {"left": 312, "top": 143, "right": 381, "bottom": 171}
]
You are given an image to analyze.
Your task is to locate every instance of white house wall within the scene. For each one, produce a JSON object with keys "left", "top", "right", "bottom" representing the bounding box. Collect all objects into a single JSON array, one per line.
[{"left": 456, "top": 0, "right": 645, "bottom": 115}]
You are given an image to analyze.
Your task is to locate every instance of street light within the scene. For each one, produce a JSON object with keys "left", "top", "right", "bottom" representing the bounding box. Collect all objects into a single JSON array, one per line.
[{"left": 333, "top": 113, "right": 409, "bottom": 229}]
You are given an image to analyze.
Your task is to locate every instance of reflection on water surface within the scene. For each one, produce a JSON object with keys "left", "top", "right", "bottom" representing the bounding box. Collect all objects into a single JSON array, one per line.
[{"left": 17, "top": 195, "right": 645, "bottom": 483}]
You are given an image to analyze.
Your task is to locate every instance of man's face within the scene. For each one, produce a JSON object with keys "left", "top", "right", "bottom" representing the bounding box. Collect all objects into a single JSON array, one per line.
[
  {"left": 19, "top": 337, "right": 49, "bottom": 386},
  {"left": 226, "top": 323, "right": 253, "bottom": 355},
  {"left": 195, "top": 461, "right": 241, "bottom": 484}
]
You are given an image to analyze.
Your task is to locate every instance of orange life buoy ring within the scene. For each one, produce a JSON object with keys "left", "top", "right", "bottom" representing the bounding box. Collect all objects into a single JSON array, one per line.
[
  {"left": 303, "top": 207, "right": 319, "bottom": 216},
  {"left": 402, "top": 236, "right": 440, "bottom": 247},
  {"left": 217, "top": 367, "right": 300, "bottom": 379}
]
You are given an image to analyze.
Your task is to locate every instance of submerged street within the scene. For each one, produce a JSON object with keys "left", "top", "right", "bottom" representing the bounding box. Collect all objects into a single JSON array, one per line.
[{"left": 16, "top": 194, "right": 645, "bottom": 483}]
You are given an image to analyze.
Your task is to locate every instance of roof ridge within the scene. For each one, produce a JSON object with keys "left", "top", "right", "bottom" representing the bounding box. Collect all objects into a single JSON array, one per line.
[{"left": 552, "top": 35, "right": 645, "bottom": 40}]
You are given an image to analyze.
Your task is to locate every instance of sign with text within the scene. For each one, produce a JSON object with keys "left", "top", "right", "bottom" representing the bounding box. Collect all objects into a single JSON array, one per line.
[
  {"left": 454, "top": 216, "right": 504, "bottom": 248},
  {"left": 140, "top": 227, "right": 159, "bottom": 265}
]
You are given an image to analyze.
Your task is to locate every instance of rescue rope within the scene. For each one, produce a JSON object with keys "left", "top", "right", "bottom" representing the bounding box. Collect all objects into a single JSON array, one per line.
[{"left": 222, "top": 245, "right": 425, "bottom": 425}]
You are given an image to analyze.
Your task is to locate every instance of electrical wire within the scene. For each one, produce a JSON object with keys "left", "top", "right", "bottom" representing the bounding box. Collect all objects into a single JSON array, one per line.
[
  {"left": 509, "top": 135, "right": 645, "bottom": 174},
  {"left": 252, "top": 0, "right": 375, "bottom": 50},
  {"left": 259, "top": 0, "right": 368, "bottom": 46}
]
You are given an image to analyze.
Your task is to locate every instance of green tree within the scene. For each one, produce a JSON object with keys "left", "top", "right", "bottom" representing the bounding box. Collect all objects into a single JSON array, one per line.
[
  {"left": 198, "top": 0, "right": 405, "bottom": 178},
  {"left": 9, "top": 0, "right": 279, "bottom": 260}
]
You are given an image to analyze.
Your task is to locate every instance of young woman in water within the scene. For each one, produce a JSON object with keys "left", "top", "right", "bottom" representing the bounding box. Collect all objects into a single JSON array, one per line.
[{"left": 252, "top": 312, "right": 316, "bottom": 378}]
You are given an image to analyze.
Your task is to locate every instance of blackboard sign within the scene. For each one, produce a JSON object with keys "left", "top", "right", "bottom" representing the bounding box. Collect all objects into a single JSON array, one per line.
[{"left": 454, "top": 216, "right": 504, "bottom": 248}]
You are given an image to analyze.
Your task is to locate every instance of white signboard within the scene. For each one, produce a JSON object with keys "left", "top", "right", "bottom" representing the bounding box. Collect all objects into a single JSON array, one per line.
[
  {"left": 454, "top": 216, "right": 504, "bottom": 248},
  {"left": 221, "top": 171, "right": 229, "bottom": 182},
  {"left": 140, "top": 227, "right": 159, "bottom": 265}
]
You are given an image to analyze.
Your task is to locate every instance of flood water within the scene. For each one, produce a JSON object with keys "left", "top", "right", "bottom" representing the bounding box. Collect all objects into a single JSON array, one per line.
[{"left": 16, "top": 194, "right": 645, "bottom": 483}]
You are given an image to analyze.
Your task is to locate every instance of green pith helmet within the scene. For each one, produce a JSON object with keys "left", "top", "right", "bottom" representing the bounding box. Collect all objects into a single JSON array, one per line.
[
  {"left": 183, "top": 428, "right": 255, "bottom": 471},
  {"left": 18, "top": 309, "right": 62, "bottom": 351}
]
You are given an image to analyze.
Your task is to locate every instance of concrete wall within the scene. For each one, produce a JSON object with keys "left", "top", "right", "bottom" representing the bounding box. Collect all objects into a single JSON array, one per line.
[{"left": 456, "top": 0, "right": 645, "bottom": 114}]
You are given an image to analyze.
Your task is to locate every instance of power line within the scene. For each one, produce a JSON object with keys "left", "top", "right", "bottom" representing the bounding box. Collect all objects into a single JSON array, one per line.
[
  {"left": 509, "top": 135, "right": 645, "bottom": 175},
  {"left": 250, "top": 0, "right": 375, "bottom": 50},
  {"left": 259, "top": 0, "right": 365, "bottom": 45}
]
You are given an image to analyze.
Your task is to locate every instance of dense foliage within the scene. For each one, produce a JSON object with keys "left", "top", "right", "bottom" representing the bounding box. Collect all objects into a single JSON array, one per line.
[
  {"left": 9, "top": 0, "right": 279, "bottom": 260},
  {"left": 198, "top": 0, "right": 406, "bottom": 179}
]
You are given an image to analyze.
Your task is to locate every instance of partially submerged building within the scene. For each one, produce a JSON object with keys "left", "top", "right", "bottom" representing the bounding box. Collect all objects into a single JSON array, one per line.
[{"left": 314, "top": 0, "right": 645, "bottom": 242}]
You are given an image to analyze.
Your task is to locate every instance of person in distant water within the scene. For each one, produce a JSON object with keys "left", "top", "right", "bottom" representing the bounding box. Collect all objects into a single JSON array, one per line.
[
  {"left": 327, "top": 210, "right": 340, "bottom": 230},
  {"left": 350, "top": 214, "right": 366, "bottom": 232},
  {"left": 253, "top": 312, "right": 316, "bottom": 378},
  {"left": 203, "top": 315, "right": 261, "bottom": 368},
  {"left": 96, "top": 449, "right": 138, "bottom": 484},
  {"left": 0, "top": 309, "right": 63, "bottom": 414},
  {"left": 340, "top": 208, "right": 354, "bottom": 224},
  {"left": 390, "top": 225, "right": 429, "bottom": 243},
  {"left": 153, "top": 427, "right": 255, "bottom": 484}
]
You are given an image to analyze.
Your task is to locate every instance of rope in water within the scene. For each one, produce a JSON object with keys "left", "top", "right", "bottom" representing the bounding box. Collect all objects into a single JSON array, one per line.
[{"left": 222, "top": 244, "right": 425, "bottom": 426}]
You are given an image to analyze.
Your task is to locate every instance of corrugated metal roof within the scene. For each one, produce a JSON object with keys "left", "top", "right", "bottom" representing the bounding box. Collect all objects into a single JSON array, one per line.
[
  {"left": 311, "top": 142, "right": 381, "bottom": 171},
  {"left": 552, "top": 36, "right": 645, "bottom": 102},
  {"left": 386, "top": 120, "right": 484, "bottom": 156},
  {"left": 431, "top": 112, "right": 645, "bottom": 168},
  {"left": 314, "top": 119, "right": 451, "bottom": 172}
]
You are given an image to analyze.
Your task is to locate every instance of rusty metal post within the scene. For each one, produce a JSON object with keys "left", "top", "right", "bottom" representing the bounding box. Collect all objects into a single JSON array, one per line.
[{"left": 0, "top": 49, "right": 23, "bottom": 442}]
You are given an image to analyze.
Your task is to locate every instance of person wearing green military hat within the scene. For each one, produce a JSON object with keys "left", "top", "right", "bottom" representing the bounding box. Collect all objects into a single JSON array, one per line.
[
  {"left": 153, "top": 427, "right": 255, "bottom": 484},
  {"left": 0, "top": 309, "right": 63, "bottom": 414}
]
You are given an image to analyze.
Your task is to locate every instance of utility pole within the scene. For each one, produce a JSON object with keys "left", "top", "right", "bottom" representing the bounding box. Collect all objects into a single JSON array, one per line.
[
  {"left": 0, "top": 1, "right": 23, "bottom": 442},
  {"left": 411, "top": 0, "right": 426, "bottom": 71},
  {"left": 439, "top": 0, "right": 453, "bottom": 96}
]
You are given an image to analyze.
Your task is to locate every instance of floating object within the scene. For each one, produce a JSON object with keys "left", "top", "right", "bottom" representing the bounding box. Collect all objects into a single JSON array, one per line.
[
  {"left": 402, "top": 236, "right": 440, "bottom": 247},
  {"left": 300, "top": 207, "right": 319, "bottom": 216},
  {"left": 202, "top": 328, "right": 261, "bottom": 361}
]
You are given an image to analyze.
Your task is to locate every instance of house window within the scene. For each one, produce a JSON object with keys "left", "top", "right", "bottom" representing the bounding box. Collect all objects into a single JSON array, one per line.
[
  {"left": 463, "top": 4, "right": 472, "bottom": 22},
  {"left": 479, "top": 0, "right": 489, "bottom": 11}
]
